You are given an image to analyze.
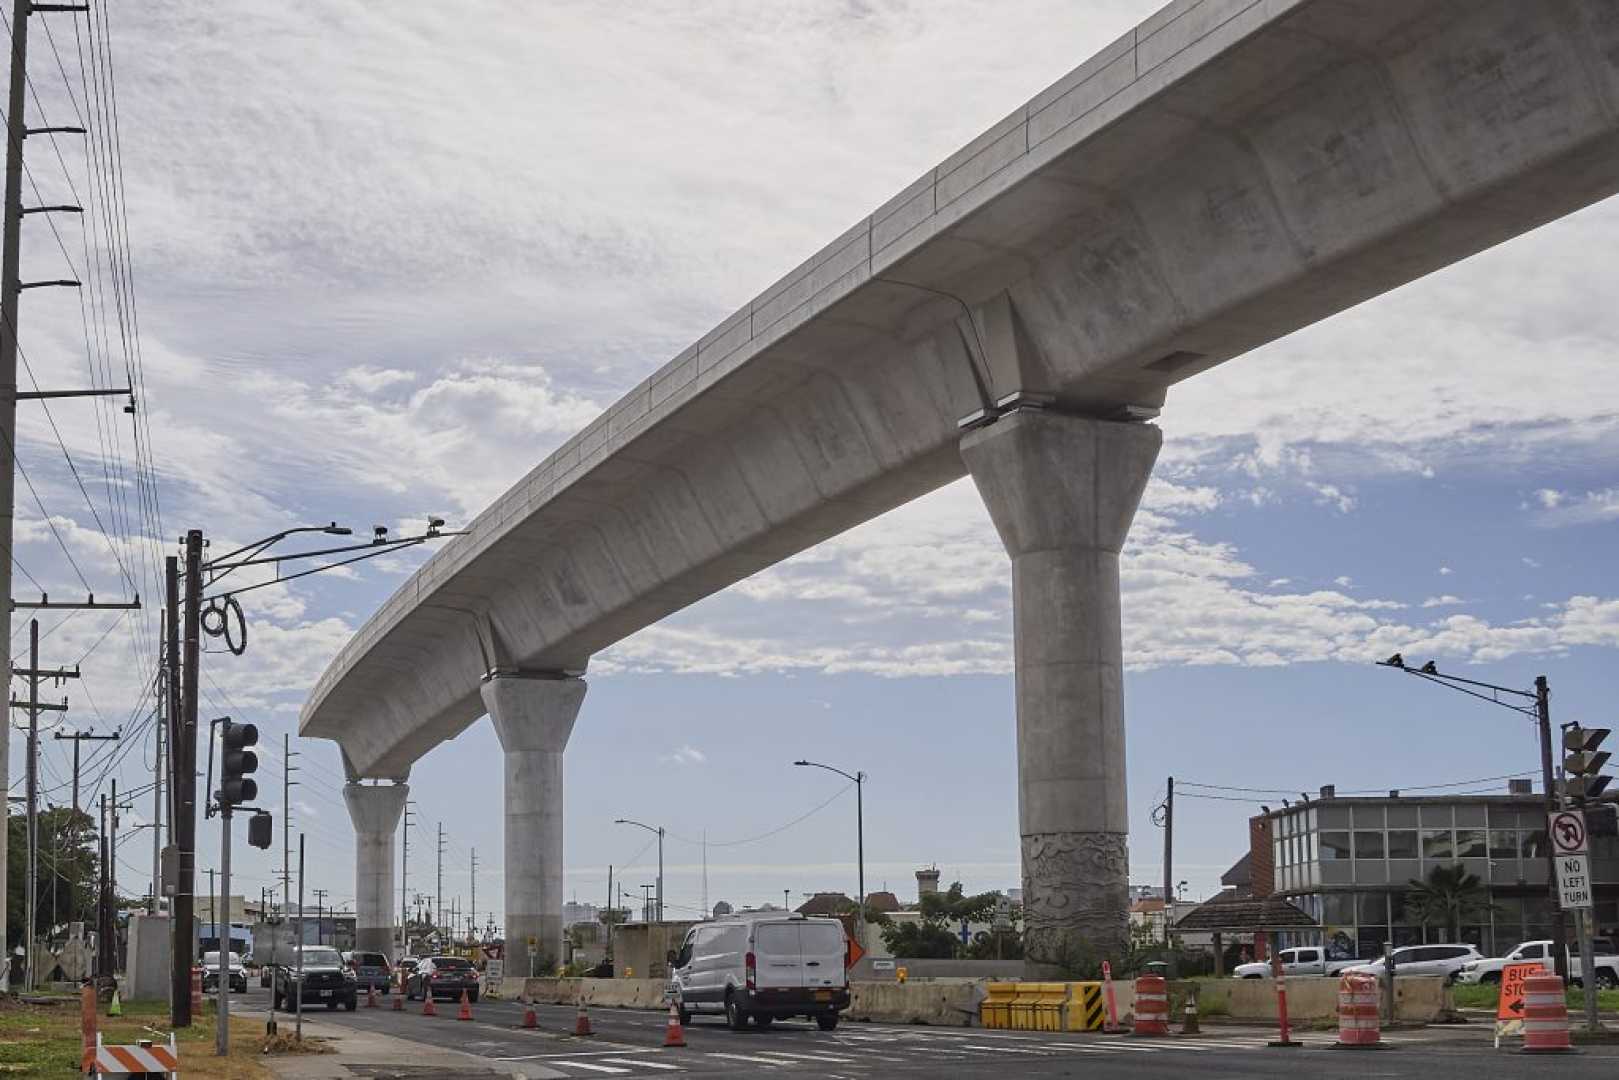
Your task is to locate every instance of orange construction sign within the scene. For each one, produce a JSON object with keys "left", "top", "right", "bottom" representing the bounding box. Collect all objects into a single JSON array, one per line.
[
  {"left": 846, "top": 935, "right": 865, "bottom": 970},
  {"left": 1498, "top": 962, "right": 1541, "bottom": 1021}
]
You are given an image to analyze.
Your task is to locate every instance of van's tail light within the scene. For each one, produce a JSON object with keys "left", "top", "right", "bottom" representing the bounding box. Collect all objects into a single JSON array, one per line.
[{"left": 745, "top": 951, "right": 756, "bottom": 991}]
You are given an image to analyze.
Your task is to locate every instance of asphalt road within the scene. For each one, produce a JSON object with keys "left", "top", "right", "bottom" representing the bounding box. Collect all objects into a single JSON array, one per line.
[{"left": 231, "top": 984, "right": 1619, "bottom": 1078}]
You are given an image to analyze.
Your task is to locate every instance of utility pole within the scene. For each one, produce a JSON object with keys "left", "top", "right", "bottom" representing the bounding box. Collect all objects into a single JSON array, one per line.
[
  {"left": 52, "top": 729, "right": 116, "bottom": 819},
  {"left": 1534, "top": 676, "right": 1570, "bottom": 981},
  {"left": 469, "top": 848, "right": 476, "bottom": 943},
  {"left": 151, "top": 683, "right": 162, "bottom": 912},
  {"left": 436, "top": 823, "right": 445, "bottom": 937},
  {"left": 282, "top": 732, "right": 297, "bottom": 915},
  {"left": 312, "top": 888, "right": 328, "bottom": 946},
  {"left": 400, "top": 799, "right": 414, "bottom": 957},
  {"left": 605, "top": 864, "right": 613, "bottom": 963},
  {"left": 1163, "top": 776, "right": 1174, "bottom": 949},
  {"left": 170, "top": 535, "right": 203, "bottom": 1027}
]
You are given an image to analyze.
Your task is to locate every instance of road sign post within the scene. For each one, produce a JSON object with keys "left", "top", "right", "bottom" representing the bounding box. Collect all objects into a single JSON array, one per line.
[{"left": 1549, "top": 808, "right": 1600, "bottom": 1033}]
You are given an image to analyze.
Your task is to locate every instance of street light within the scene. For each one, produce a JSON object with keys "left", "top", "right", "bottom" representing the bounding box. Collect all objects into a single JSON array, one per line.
[
  {"left": 615, "top": 819, "right": 664, "bottom": 922},
  {"left": 794, "top": 759, "right": 866, "bottom": 943}
]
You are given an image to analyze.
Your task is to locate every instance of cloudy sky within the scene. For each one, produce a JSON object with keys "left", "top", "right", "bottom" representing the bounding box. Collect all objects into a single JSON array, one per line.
[{"left": 7, "top": 0, "right": 1618, "bottom": 932}]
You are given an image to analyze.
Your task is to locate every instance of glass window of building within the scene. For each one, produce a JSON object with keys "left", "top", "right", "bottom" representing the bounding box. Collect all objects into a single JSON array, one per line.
[
  {"left": 1389, "top": 890, "right": 1413, "bottom": 925},
  {"left": 1421, "top": 829, "right": 1453, "bottom": 860},
  {"left": 1322, "top": 893, "right": 1355, "bottom": 925},
  {"left": 1387, "top": 830, "right": 1418, "bottom": 859},
  {"left": 1355, "top": 831, "right": 1385, "bottom": 859},
  {"left": 1456, "top": 829, "right": 1487, "bottom": 859},
  {"left": 1321, "top": 831, "right": 1351, "bottom": 861},
  {"left": 1357, "top": 925, "right": 1389, "bottom": 958},
  {"left": 1521, "top": 830, "right": 1547, "bottom": 860},
  {"left": 1357, "top": 892, "right": 1388, "bottom": 924},
  {"left": 1489, "top": 829, "right": 1519, "bottom": 860}
]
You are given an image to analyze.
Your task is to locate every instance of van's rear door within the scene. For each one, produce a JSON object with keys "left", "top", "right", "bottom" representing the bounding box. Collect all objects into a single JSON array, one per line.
[
  {"left": 798, "top": 921, "right": 847, "bottom": 989},
  {"left": 753, "top": 922, "right": 804, "bottom": 989}
]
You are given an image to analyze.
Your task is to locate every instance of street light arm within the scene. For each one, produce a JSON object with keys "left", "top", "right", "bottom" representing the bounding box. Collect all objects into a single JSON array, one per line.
[
  {"left": 794, "top": 759, "right": 858, "bottom": 784},
  {"left": 613, "top": 818, "right": 658, "bottom": 835},
  {"left": 1376, "top": 660, "right": 1538, "bottom": 718},
  {"left": 205, "top": 523, "right": 354, "bottom": 570}
]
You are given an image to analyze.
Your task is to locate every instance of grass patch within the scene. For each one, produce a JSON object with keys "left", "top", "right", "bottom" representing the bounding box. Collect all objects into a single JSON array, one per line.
[{"left": 0, "top": 994, "right": 274, "bottom": 1079}]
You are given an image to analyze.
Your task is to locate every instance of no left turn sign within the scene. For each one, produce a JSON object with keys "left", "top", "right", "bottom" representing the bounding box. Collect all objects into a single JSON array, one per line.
[{"left": 1550, "top": 811, "right": 1588, "bottom": 855}]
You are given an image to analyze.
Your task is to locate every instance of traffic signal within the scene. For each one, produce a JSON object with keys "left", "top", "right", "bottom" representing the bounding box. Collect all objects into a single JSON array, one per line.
[
  {"left": 247, "top": 810, "right": 274, "bottom": 850},
  {"left": 219, "top": 719, "right": 260, "bottom": 807},
  {"left": 1563, "top": 725, "right": 1613, "bottom": 804}
]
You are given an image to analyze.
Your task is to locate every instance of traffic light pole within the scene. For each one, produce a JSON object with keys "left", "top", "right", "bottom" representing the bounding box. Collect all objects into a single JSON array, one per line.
[
  {"left": 171, "top": 533, "right": 203, "bottom": 1027},
  {"left": 217, "top": 803, "right": 232, "bottom": 1056}
]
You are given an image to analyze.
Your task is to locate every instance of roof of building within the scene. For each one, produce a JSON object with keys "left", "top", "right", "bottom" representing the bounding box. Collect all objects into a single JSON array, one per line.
[
  {"left": 1129, "top": 898, "right": 1165, "bottom": 914},
  {"left": 796, "top": 892, "right": 856, "bottom": 916},
  {"left": 1173, "top": 894, "right": 1319, "bottom": 933},
  {"left": 863, "top": 891, "right": 901, "bottom": 914},
  {"left": 1221, "top": 852, "right": 1251, "bottom": 890}
]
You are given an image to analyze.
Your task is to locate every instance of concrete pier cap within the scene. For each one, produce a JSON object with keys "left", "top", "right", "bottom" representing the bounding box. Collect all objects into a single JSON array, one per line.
[
  {"left": 481, "top": 671, "right": 587, "bottom": 979},
  {"left": 961, "top": 408, "right": 1160, "bottom": 974},
  {"left": 343, "top": 781, "right": 409, "bottom": 956}
]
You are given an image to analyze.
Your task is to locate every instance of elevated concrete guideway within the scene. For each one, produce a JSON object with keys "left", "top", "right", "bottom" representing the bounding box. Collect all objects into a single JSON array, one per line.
[{"left": 307, "top": 0, "right": 1619, "bottom": 973}]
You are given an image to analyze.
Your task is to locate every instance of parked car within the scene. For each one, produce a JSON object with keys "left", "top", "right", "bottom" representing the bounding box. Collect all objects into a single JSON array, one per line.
[
  {"left": 1232, "top": 946, "right": 1360, "bottom": 979},
  {"left": 405, "top": 956, "right": 481, "bottom": 1002},
  {"left": 200, "top": 951, "right": 248, "bottom": 994},
  {"left": 1456, "top": 939, "right": 1619, "bottom": 988},
  {"left": 1341, "top": 943, "right": 1484, "bottom": 983},
  {"left": 267, "top": 946, "right": 358, "bottom": 1010},
  {"left": 343, "top": 950, "right": 393, "bottom": 993},
  {"left": 397, "top": 956, "right": 421, "bottom": 986},
  {"left": 667, "top": 912, "right": 850, "bottom": 1031}
]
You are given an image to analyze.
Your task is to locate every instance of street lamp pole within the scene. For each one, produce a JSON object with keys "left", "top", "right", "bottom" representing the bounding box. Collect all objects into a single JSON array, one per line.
[
  {"left": 615, "top": 819, "right": 664, "bottom": 922},
  {"left": 794, "top": 760, "right": 866, "bottom": 946}
]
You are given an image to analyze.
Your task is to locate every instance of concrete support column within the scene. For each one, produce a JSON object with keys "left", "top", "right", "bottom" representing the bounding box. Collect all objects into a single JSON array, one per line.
[
  {"left": 481, "top": 673, "right": 586, "bottom": 979},
  {"left": 961, "top": 409, "right": 1160, "bottom": 971},
  {"left": 343, "top": 782, "right": 409, "bottom": 957}
]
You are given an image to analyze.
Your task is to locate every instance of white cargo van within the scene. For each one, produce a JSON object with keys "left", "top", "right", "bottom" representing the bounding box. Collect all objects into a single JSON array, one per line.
[{"left": 667, "top": 912, "right": 850, "bottom": 1030}]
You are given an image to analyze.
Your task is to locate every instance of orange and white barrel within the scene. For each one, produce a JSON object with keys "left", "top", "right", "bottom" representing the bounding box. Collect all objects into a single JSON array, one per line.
[
  {"left": 1335, "top": 973, "right": 1380, "bottom": 1047},
  {"left": 1522, "top": 973, "right": 1572, "bottom": 1053},
  {"left": 1132, "top": 975, "right": 1169, "bottom": 1036}
]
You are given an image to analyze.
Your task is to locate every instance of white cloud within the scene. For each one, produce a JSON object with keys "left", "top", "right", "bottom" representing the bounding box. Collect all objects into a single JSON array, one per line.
[
  {"left": 1439, "top": 567, "right": 1453, "bottom": 576},
  {"left": 1421, "top": 596, "right": 1466, "bottom": 609},
  {"left": 1532, "top": 489, "right": 1619, "bottom": 528},
  {"left": 1334, "top": 576, "right": 1355, "bottom": 589},
  {"left": 662, "top": 745, "right": 707, "bottom": 767}
]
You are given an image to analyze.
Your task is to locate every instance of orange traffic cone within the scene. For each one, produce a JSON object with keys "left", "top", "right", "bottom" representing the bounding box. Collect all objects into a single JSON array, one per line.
[
  {"left": 522, "top": 1004, "right": 538, "bottom": 1029},
  {"left": 662, "top": 1001, "right": 687, "bottom": 1048},
  {"left": 366, "top": 985, "right": 378, "bottom": 1008},
  {"left": 574, "top": 1001, "right": 593, "bottom": 1036},
  {"left": 457, "top": 989, "right": 474, "bottom": 1022},
  {"left": 422, "top": 992, "right": 437, "bottom": 1017}
]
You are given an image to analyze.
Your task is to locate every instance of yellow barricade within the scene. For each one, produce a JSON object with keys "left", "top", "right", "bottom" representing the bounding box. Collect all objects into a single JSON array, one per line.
[
  {"left": 1065, "top": 981, "right": 1106, "bottom": 1031},
  {"left": 1011, "top": 982, "right": 1069, "bottom": 1031},
  {"left": 980, "top": 982, "right": 1019, "bottom": 1029}
]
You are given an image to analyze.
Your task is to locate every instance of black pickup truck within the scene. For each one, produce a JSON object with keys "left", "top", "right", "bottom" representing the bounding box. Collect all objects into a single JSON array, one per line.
[{"left": 268, "top": 945, "right": 358, "bottom": 1010}]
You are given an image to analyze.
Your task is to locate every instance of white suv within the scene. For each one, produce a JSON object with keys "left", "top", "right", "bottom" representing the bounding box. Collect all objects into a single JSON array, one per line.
[{"left": 1342, "top": 943, "right": 1483, "bottom": 983}]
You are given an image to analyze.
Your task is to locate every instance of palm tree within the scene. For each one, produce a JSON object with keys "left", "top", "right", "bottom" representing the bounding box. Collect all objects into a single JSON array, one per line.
[{"left": 1405, "top": 864, "right": 1491, "bottom": 942}]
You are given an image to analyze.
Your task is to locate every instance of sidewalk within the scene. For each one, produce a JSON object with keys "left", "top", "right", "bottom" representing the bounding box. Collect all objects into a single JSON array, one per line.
[{"left": 238, "top": 1009, "right": 570, "bottom": 1080}]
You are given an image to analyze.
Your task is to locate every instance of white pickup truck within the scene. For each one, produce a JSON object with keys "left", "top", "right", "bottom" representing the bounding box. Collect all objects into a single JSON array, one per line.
[
  {"left": 1232, "top": 945, "right": 1362, "bottom": 979},
  {"left": 1456, "top": 939, "right": 1619, "bottom": 988}
]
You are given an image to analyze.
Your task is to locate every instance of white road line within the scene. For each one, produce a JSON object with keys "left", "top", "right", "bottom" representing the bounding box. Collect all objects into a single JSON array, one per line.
[
  {"left": 553, "top": 1063, "right": 632, "bottom": 1075},
  {"left": 599, "top": 1058, "right": 683, "bottom": 1071},
  {"left": 960, "top": 1044, "right": 1048, "bottom": 1054},
  {"left": 751, "top": 1051, "right": 859, "bottom": 1063},
  {"left": 703, "top": 1052, "right": 787, "bottom": 1066}
]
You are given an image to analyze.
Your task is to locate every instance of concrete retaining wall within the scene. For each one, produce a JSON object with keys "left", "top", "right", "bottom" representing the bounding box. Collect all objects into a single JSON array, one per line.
[{"left": 1192, "top": 976, "right": 1446, "bottom": 1023}]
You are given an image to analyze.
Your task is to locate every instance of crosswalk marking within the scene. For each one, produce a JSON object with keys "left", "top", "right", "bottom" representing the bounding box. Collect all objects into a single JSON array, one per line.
[
  {"left": 598, "top": 1058, "right": 683, "bottom": 1071},
  {"left": 703, "top": 1052, "right": 787, "bottom": 1066},
  {"left": 554, "top": 1063, "right": 632, "bottom": 1075},
  {"left": 751, "top": 1051, "right": 859, "bottom": 1063}
]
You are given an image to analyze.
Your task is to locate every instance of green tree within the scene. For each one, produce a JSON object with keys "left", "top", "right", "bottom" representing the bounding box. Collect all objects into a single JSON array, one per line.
[
  {"left": 880, "top": 882, "right": 1021, "bottom": 959},
  {"left": 1405, "top": 863, "right": 1491, "bottom": 942},
  {"left": 6, "top": 806, "right": 99, "bottom": 949}
]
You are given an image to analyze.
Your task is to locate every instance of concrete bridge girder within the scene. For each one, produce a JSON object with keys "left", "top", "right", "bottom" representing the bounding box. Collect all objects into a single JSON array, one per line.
[{"left": 305, "top": 0, "right": 1619, "bottom": 971}]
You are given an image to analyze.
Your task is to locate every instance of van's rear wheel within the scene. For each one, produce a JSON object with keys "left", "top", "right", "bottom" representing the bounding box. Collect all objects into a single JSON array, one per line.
[
  {"left": 816, "top": 1013, "right": 840, "bottom": 1031},
  {"left": 725, "top": 993, "right": 748, "bottom": 1031}
]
